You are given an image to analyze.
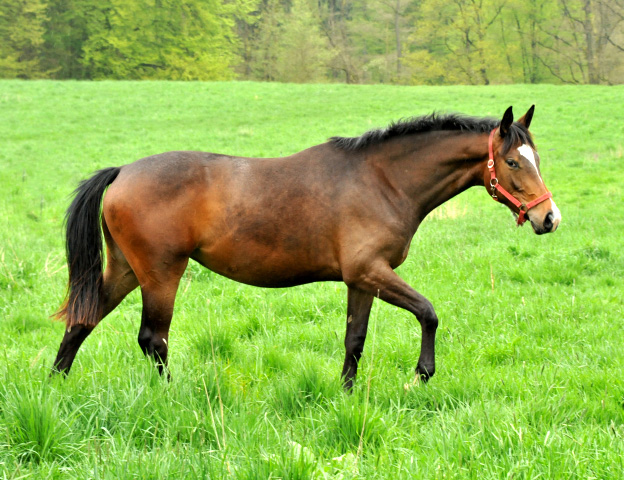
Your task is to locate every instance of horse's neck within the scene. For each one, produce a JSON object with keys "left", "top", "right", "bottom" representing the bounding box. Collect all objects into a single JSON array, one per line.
[{"left": 374, "top": 132, "right": 488, "bottom": 225}]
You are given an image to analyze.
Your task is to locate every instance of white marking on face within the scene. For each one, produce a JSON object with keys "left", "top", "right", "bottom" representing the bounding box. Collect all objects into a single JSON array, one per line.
[
  {"left": 550, "top": 199, "right": 562, "bottom": 228},
  {"left": 517, "top": 144, "right": 543, "bottom": 183}
]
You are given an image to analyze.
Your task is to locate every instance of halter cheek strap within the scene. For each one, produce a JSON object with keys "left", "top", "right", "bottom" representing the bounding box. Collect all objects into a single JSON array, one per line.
[{"left": 487, "top": 128, "right": 553, "bottom": 226}]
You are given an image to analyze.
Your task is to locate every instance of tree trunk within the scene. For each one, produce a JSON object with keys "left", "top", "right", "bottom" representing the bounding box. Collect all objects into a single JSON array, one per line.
[
  {"left": 394, "top": 0, "right": 402, "bottom": 76},
  {"left": 583, "top": 0, "right": 599, "bottom": 83}
]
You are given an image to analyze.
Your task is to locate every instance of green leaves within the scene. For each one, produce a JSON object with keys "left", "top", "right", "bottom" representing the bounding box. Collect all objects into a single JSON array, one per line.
[
  {"left": 0, "top": 0, "right": 49, "bottom": 78},
  {"left": 81, "top": 0, "right": 238, "bottom": 80},
  {"left": 0, "top": 0, "right": 622, "bottom": 83}
]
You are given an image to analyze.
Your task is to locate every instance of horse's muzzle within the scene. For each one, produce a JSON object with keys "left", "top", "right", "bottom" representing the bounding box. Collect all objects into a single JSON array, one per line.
[{"left": 533, "top": 210, "right": 560, "bottom": 235}]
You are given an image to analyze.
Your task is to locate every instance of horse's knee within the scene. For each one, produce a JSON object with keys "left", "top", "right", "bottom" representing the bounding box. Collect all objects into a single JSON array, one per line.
[
  {"left": 417, "top": 301, "right": 438, "bottom": 331},
  {"left": 425, "top": 312, "right": 439, "bottom": 332}
]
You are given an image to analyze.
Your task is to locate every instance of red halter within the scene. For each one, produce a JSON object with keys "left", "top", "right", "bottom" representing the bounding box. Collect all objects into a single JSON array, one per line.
[{"left": 487, "top": 128, "right": 553, "bottom": 226}]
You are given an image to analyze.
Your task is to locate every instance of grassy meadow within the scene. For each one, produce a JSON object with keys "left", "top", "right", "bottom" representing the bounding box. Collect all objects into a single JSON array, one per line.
[{"left": 0, "top": 80, "right": 623, "bottom": 478}]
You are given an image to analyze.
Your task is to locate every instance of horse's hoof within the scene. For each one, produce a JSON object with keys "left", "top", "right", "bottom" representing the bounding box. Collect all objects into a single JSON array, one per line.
[
  {"left": 415, "top": 363, "right": 435, "bottom": 383},
  {"left": 342, "top": 379, "right": 355, "bottom": 393}
]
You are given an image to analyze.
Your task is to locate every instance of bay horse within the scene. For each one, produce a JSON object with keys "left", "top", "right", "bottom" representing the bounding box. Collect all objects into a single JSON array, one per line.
[{"left": 52, "top": 105, "right": 561, "bottom": 389}]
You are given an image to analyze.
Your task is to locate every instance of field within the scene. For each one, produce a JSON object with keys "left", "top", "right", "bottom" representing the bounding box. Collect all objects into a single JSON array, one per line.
[{"left": 0, "top": 81, "right": 623, "bottom": 479}]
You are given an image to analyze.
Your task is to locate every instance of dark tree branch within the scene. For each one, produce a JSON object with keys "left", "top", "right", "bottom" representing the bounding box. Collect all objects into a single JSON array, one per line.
[
  {"left": 602, "top": 2, "right": 624, "bottom": 20},
  {"left": 536, "top": 38, "right": 584, "bottom": 67},
  {"left": 605, "top": 34, "right": 624, "bottom": 52},
  {"left": 537, "top": 24, "right": 576, "bottom": 50},
  {"left": 535, "top": 53, "right": 578, "bottom": 83},
  {"left": 560, "top": 0, "right": 584, "bottom": 26},
  {"left": 485, "top": 2, "right": 506, "bottom": 29}
]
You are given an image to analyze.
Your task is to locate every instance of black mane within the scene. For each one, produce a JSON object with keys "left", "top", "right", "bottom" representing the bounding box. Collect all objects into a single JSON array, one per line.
[{"left": 329, "top": 113, "right": 534, "bottom": 153}]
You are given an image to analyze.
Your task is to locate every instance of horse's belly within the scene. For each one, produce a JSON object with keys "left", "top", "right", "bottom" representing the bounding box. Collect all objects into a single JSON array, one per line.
[{"left": 191, "top": 241, "right": 341, "bottom": 288}]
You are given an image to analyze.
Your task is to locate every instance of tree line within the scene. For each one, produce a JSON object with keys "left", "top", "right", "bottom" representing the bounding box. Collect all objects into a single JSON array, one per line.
[{"left": 1, "top": 0, "right": 622, "bottom": 84}]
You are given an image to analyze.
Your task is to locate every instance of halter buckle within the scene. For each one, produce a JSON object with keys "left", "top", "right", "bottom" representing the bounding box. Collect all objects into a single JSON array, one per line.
[{"left": 489, "top": 178, "right": 498, "bottom": 198}]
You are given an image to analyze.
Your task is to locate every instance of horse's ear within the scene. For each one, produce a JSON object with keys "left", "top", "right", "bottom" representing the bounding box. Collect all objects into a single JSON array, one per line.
[
  {"left": 517, "top": 105, "right": 535, "bottom": 129},
  {"left": 499, "top": 106, "right": 514, "bottom": 137}
]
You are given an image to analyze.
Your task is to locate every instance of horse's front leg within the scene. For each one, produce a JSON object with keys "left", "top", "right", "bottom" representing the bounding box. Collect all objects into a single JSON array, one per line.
[
  {"left": 345, "top": 262, "right": 439, "bottom": 382},
  {"left": 341, "top": 287, "right": 374, "bottom": 390}
]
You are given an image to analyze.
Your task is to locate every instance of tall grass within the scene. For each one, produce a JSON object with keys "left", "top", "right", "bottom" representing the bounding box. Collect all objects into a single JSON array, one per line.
[{"left": 0, "top": 80, "right": 623, "bottom": 478}]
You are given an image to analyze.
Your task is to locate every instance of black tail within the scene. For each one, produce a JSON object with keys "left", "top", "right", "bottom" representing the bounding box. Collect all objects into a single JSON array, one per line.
[{"left": 55, "top": 167, "right": 121, "bottom": 328}]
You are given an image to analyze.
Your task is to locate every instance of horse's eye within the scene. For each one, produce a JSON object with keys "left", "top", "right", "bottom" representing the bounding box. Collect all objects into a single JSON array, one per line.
[{"left": 506, "top": 158, "right": 519, "bottom": 168}]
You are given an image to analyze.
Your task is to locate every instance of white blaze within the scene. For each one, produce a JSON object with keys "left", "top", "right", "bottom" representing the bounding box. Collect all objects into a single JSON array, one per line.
[
  {"left": 517, "top": 144, "right": 543, "bottom": 182},
  {"left": 517, "top": 144, "right": 561, "bottom": 230}
]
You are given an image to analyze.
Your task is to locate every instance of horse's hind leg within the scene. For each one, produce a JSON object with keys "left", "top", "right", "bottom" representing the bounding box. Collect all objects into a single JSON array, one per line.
[
  {"left": 52, "top": 326, "right": 95, "bottom": 374},
  {"left": 133, "top": 256, "right": 189, "bottom": 375},
  {"left": 52, "top": 232, "right": 138, "bottom": 374},
  {"left": 341, "top": 287, "right": 374, "bottom": 390}
]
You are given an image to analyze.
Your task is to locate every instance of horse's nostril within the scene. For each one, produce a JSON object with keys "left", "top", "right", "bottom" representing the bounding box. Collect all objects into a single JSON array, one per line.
[{"left": 544, "top": 212, "right": 554, "bottom": 231}]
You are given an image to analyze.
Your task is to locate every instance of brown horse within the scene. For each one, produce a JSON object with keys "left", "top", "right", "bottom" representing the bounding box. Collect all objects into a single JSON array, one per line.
[{"left": 53, "top": 106, "right": 560, "bottom": 389}]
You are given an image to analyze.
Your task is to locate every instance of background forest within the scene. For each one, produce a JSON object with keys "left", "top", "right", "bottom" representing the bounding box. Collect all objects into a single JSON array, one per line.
[{"left": 1, "top": 0, "right": 623, "bottom": 85}]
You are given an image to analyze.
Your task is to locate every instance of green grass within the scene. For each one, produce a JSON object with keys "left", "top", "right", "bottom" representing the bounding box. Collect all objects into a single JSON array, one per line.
[{"left": 0, "top": 80, "right": 623, "bottom": 478}]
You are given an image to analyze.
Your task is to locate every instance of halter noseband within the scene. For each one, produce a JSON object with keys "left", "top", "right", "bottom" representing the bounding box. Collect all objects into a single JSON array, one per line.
[{"left": 487, "top": 128, "right": 553, "bottom": 226}]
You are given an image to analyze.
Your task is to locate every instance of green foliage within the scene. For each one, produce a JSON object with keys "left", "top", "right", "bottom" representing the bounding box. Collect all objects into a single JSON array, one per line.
[
  {"left": 0, "top": 0, "right": 49, "bottom": 78},
  {"left": 276, "top": 0, "right": 331, "bottom": 83},
  {"left": 248, "top": 0, "right": 284, "bottom": 81},
  {"left": 1, "top": 0, "right": 622, "bottom": 83},
  {"left": 247, "top": 0, "right": 332, "bottom": 82},
  {"left": 42, "top": 0, "right": 97, "bottom": 79},
  {"left": 412, "top": 0, "right": 503, "bottom": 84},
  {"left": 81, "top": 0, "right": 237, "bottom": 80},
  {"left": 0, "top": 80, "right": 623, "bottom": 477}
]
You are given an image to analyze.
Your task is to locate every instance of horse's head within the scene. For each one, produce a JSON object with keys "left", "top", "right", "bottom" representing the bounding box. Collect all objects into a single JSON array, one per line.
[{"left": 486, "top": 106, "right": 561, "bottom": 234}]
